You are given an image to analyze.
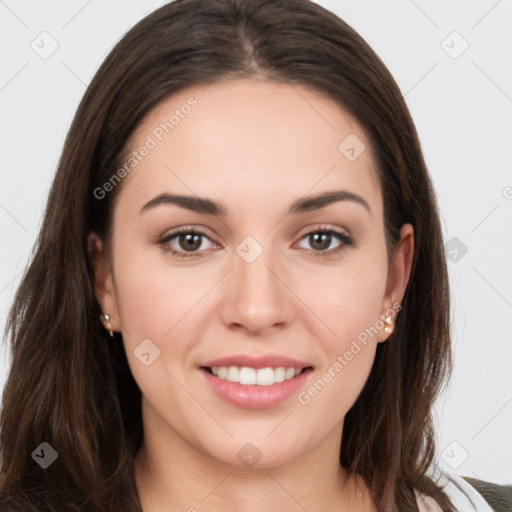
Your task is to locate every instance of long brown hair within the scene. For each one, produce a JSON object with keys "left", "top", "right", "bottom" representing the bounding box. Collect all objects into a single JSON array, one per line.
[{"left": 0, "top": 0, "right": 454, "bottom": 510}]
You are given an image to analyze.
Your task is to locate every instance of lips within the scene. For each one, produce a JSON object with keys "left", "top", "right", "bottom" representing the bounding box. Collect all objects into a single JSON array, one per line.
[{"left": 199, "top": 354, "right": 313, "bottom": 408}]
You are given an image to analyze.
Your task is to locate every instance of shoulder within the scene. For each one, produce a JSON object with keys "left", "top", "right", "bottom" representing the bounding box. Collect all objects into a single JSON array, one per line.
[
  {"left": 461, "top": 476, "right": 512, "bottom": 512},
  {"left": 417, "top": 471, "right": 512, "bottom": 512}
]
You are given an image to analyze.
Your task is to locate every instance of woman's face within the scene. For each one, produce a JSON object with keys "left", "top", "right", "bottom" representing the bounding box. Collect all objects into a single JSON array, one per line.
[{"left": 90, "top": 78, "right": 413, "bottom": 469}]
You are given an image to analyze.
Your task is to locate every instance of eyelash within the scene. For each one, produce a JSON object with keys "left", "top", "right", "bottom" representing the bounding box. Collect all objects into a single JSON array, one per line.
[{"left": 158, "top": 225, "right": 355, "bottom": 259}]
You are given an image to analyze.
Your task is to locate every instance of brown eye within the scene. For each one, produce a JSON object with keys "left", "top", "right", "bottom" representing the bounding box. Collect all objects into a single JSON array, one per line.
[
  {"left": 297, "top": 228, "right": 354, "bottom": 257},
  {"left": 159, "top": 228, "right": 215, "bottom": 258},
  {"left": 176, "top": 233, "right": 203, "bottom": 252}
]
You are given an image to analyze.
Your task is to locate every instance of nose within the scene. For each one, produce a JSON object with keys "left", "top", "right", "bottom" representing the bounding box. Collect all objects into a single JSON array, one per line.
[{"left": 220, "top": 243, "right": 293, "bottom": 336}]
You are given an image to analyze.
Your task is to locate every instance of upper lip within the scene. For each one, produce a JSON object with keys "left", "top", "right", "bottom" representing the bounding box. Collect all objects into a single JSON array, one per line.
[{"left": 201, "top": 354, "right": 312, "bottom": 370}]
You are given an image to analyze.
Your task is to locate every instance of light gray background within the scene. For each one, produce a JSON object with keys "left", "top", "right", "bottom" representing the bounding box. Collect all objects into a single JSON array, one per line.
[{"left": 1, "top": 0, "right": 511, "bottom": 483}]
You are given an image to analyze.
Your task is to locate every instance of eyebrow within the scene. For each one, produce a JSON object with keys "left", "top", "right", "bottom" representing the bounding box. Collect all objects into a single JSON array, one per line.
[{"left": 139, "top": 189, "right": 371, "bottom": 216}]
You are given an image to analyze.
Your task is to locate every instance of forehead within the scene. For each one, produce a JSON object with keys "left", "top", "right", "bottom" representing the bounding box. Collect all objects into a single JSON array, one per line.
[{"left": 117, "top": 78, "right": 382, "bottom": 218}]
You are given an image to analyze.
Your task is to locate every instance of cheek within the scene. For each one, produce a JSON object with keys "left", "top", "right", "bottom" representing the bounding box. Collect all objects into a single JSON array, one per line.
[
  {"left": 294, "top": 273, "right": 384, "bottom": 420},
  {"left": 111, "top": 248, "right": 197, "bottom": 403},
  {"left": 111, "top": 240, "right": 190, "bottom": 347},
  {"left": 296, "top": 254, "right": 388, "bottom": 344},
  {"left": 292, "top": 251, "right": 387, "bottom": 400}
]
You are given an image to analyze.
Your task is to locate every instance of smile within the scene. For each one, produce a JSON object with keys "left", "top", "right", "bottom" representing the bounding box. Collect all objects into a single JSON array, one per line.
[
  {"left": 204, "top": 365, "right": 307, "bottom": 386},
  {"left": 199, "top": 354, "right": 314, "bottom": 409}
]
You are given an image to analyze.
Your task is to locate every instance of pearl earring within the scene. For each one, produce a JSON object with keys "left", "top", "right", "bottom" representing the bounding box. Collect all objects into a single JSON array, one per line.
[
  {"left": 99, "top": 313, "right": 114, "bottom": 337},
  {"left": 384, "top": 316, "right": 393, "bottom": 334}
]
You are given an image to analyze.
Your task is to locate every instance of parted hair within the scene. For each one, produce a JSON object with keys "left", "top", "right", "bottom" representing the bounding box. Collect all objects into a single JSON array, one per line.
[{"left": 0, "top": 0, "right": 454, "bottom": 510}]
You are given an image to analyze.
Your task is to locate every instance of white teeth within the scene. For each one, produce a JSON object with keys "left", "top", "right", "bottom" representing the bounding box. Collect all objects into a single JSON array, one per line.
[
  {"left": 226, "top": 366, "right": 239, "bottom": 383},
  {"left": 274, "top": 367, "right": 286, "bottom": 383},
  {"left": 208, "top": 365, "right": 303, "bottom": 385},
  {"left": 256, "top": 367, "right": 274, "bottom": 386},
  {"left": 239, "top": 367, "right": 257, "bottom": 385},
  {"left": 285, "top": 368, "right": 295, "bottom": 380}
]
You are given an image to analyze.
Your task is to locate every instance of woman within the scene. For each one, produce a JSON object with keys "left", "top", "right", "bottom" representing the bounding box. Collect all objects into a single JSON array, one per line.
[{"left": 0, "top": 0, "right": 509, "bottom": 510}]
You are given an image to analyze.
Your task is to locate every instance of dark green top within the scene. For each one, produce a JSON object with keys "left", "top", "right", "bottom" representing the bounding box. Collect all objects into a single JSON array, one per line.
[{"left": 462, "top": 476, "right": 512, "bottom": 512}]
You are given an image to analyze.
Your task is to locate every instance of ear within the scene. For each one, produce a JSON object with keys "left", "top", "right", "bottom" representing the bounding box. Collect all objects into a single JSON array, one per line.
[
  {"left": 377, "top": 223, "right": 414, "bottom": 342},
  {"left": 87, "top": 232, "right": 121, "bottom": 332}
]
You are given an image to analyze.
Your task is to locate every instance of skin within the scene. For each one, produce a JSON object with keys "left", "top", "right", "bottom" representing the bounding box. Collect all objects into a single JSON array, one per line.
[{"left": 89, "top": 78, "right": 414, "bottom": 511}]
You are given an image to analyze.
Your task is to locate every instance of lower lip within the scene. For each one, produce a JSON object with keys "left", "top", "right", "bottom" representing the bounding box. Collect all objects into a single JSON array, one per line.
[{"left": 201, "top": 368, "right": 313, "bottom": 409}]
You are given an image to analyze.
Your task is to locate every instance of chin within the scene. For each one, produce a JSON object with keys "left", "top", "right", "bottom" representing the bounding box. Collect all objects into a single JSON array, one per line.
[{"left": 200, "top": 433, "right": 311, "bottom": 470}]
